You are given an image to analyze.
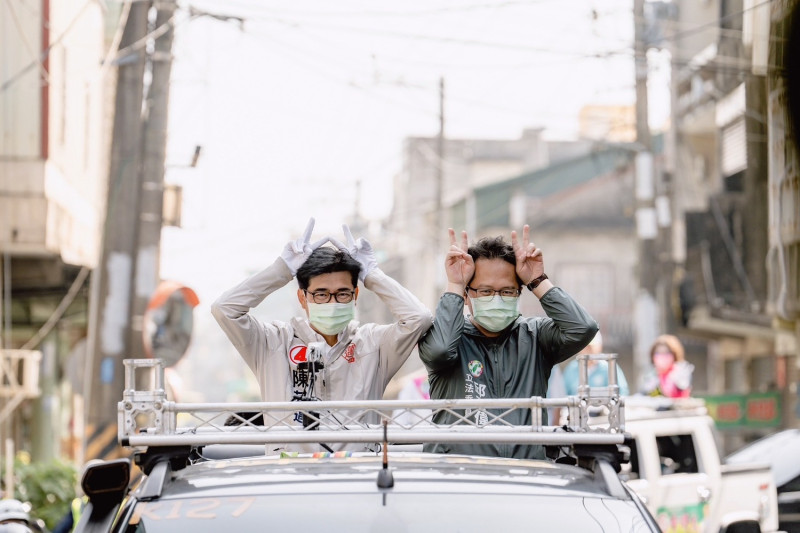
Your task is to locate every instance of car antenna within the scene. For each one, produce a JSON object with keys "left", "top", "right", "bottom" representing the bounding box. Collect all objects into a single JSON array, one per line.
[{"left": 377, "top": 419, "right": 394, "bottom": 490}]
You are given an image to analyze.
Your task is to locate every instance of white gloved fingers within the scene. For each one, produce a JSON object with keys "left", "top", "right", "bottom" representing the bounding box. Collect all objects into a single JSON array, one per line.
[
  {"left": 328, "top": 237, "right": 348, "bottom": 252},
  {"left": 300, "top": 218, "right": 316, "bottom": 245},
  {"left": 280, "top": 218, "right": 319, "bottom": 276},
  {"left": 309, "top": 236, "right": 330, "bottom": 251},
  {"left": 342, "top": 224, "right": 357, "bottom": 249},
  {"left": 357, "top": 237, "right": 373, "bottom": 253}
]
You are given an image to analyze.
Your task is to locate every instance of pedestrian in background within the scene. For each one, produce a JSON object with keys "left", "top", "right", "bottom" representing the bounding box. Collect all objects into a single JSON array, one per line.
[{"left": 639, "top": 334, "right": 694, "bottom": 398}]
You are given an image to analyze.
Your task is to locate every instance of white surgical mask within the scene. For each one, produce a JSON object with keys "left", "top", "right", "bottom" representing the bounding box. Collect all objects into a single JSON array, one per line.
[
  {"left": 653, "top": 352, "right": 674, "bottom": 375},
  {"left": 470, "top": 295, "right": 519, "bottom": 332},
  {"left": 307, "top": 301, "right": 355, "bottom": 335}
]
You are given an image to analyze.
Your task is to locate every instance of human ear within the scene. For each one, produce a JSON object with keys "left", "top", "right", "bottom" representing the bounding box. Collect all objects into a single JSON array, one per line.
[{"left": 297, "top": 289, "right": 308, "bottom": 312}]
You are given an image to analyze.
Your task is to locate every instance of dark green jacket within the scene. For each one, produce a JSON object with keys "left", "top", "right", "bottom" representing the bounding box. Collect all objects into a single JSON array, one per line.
[{"left": 419, "top": 288, "right": 598, "bottom": 459}]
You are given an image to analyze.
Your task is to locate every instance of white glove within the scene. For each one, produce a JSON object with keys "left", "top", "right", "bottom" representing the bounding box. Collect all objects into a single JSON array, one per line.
[
  {"left": 671, "top": 361, "right": 694, "bottom": 391},
  {"left": 279, "top": 218, "right": 329, "bottom": 276},
  {"left": 330, "top": 224, "right": 378, "bottom": 282}
]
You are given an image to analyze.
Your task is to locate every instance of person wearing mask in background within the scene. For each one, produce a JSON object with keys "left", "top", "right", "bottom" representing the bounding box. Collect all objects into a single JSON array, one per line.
[
  {"left": 419, "top": 225, "right": 598, "bottom": 459},
  {"left": 639, "top": 334, "right": 694, "bottom": 398},
  {"left": 212, "top": 218, "right": 432, "bottom": 451}
]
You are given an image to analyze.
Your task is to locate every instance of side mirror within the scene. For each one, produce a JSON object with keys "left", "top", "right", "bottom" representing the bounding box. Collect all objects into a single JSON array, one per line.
[
  {"left": 75, "top": 458, "right": 131, "bottom": 533},
  {"left": 82, "top": 458, "right": 131, "bottom": 506}
]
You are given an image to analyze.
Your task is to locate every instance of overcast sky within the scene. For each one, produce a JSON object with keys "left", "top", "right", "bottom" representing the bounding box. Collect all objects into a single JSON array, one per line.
[{"left": 160, "top": 0, "right": 669, "bottom": 306}]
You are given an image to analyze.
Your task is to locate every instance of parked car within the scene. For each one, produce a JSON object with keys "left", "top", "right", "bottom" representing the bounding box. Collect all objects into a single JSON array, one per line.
[
  {"left": 725, "top": 428, "right": 800, "bottom": 533},
  {"left": 617, "top": 397, "right": 781, "bottom": 533},
  {"left": 75, "top": 358, "right": 660, "bottom": 533},
  {"left": 77, "top": 449, "right": 660, "bottom": 532}
]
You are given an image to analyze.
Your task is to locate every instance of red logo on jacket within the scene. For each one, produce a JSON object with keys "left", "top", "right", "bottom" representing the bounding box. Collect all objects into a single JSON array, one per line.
[
  {"left": 289, "top": 345, "right": 307, "bottom": 364},
  {"left": 343, "top": 343, "right": 356, "bottom": 363}
]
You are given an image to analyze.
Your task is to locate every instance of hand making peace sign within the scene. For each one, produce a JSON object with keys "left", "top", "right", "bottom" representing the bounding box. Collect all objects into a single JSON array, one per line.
[
  {"left": 511, "top": 224, "right": 544, "bottom": 285},
  {"left": 444, "top": 228, "right": 474, "bottom": 290},
  {"left": 279, "top": 217, "right": 330, "bottom": 276}
]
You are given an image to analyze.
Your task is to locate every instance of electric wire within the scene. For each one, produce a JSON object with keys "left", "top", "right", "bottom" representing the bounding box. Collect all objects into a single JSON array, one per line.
[
  {"left": 0, "top": 0, "right": 94, "bottom": 93},
  {"left": 4, "top": 0, "right": 50, "bottom": 85},
  {"left": 243, "top": 13, "right": 609, "bottom": 58},
  {"left": 1, "top": 1, "right": 195, "bottom": 94},
  {"left": 20, "top": 267, "right": 90, "bottom": 351},
  {"left": 206, "top": 0, "right": 563, "bottom": 19}
]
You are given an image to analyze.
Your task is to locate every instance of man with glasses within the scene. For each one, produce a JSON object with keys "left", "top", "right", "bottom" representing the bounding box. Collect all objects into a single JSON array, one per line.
[
  {"left": 418, "top": 225, "right": 597, "bottom": 459},
  {"left": 212, "top": 218, "right": 432, "bottom": 451}
]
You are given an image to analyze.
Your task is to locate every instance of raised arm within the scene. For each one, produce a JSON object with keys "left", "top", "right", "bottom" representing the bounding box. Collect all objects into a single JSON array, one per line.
[
  {"left": 211, "top": 218, "right": 328, "bottom": 367},
  {"left": 512, "top": 224, "right": 597, "bottom": 364},
  {"left": 534, "top": 289, "right": 598, "bottom": 366},
  {"left": 511, "top": 224, "right": 553, "bottom": 297},
  {"left": 419, "top": 228, "right": 473, "bottom": 372},
  {"left": 331, "top": 225, "right": 433, "bottom": 378}
]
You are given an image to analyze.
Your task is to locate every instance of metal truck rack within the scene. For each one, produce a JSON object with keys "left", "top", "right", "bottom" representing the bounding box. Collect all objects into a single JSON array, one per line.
[{"left": 118, "top": 354, "right": 626, "bottom": 450}]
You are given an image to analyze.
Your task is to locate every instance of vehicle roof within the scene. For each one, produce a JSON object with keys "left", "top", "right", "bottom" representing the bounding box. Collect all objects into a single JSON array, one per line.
[
  {"left": 150, "top": 453, "right": 627, "bottom": 500},
  {"left": 621, "top": 396, "right": 708, "bottom": 421},
  {"left": 725, "top": 429, "right": 800, "bottom": 486}
]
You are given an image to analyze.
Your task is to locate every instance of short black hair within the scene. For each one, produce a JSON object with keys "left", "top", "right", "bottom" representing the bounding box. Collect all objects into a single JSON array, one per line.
[
  {"left": 296, "top": 247, "right": 361, "bottom": 290},
  {"left": 467, "top": 236, "right": 521, "bottom": 285}
]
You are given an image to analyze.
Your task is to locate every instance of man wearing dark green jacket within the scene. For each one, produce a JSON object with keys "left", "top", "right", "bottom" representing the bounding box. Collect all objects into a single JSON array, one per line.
[{"left": 419, "top": 225, "right": 598, "bottom": 459}]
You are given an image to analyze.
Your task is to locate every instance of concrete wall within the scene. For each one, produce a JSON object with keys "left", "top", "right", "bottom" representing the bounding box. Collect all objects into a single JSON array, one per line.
[
  {"left": 0, "top": 1, "right": 109, "bottom": 268},
  {"left": 0, "top": 0, "right": 41, "bottom": 157}
]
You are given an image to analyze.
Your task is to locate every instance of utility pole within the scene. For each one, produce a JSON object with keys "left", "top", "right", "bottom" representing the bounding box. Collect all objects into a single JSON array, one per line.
[
  {"left": 86, "top": 0, "right": 177, "bottom": 458},
  {"left": 130, "top": 0, "right": 177, "bottom": 358},
  {"left": 432, "top": 77, "right": 445, "bottom": 301},
  {"left": 436, "top": 76, "right": 445, "bottom": 238},
  {"left": 633, "top": 0, "right": 660, "bottom": 384},
  {"left": 86, "top": 1, "right": 150, "bottom": 434}
]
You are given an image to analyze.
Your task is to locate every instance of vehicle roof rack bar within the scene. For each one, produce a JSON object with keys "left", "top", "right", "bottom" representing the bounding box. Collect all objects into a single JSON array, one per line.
[
  {"left": 118, "top": 358, "right": 626, "bottom": 449},
  {"left": 123, "top": 428, "right": 626, "bottom": 447},
  {"left": 571, "top": 352, "right": 623, "bottom": 432}
]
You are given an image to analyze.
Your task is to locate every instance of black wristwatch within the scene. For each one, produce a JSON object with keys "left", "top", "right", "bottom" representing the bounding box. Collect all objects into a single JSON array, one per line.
[{"left": 526, "top": 273, "right": 548, "bottom": 292}]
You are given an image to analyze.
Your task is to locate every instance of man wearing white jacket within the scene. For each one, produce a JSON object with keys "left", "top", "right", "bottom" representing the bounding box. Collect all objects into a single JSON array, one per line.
[{"left": 211, "top": 218, "right": 432, "bottom": 452}]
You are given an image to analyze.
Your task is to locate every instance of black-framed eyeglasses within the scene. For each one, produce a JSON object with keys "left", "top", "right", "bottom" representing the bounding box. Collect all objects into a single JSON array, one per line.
[
  {"left": 467, "top": 286, "right": 521, "bottom": 302},
  {"left": 304, "top": 290, "right": 356, "bottom": 304}
]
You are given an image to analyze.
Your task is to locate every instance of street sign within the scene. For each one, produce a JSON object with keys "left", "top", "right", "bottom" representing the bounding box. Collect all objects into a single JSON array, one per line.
[{"left": 701, "top": 392, "right": 782, "bottom": 429}]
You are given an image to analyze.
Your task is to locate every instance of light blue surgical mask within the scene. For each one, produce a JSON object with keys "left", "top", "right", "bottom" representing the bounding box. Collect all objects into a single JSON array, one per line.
[
  {"left": 307, "top": 301, "right": 355, "bottom": 335},
  {"left": 470, "top": 295, "right": 519, "bottom": 332}
]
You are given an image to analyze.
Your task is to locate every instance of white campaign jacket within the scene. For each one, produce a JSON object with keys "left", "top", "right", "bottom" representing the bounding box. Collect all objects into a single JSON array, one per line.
[{"left": 211, "top": 257, "right": 432, "bottom": 451}]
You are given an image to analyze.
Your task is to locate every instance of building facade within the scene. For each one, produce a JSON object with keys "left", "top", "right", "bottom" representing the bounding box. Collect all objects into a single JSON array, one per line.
[
  {"left": 1, "top": 1, "right": 118, "bottom": 461},
  {"left": 660, "top": 0, "right": 798, "bottom": 446}
]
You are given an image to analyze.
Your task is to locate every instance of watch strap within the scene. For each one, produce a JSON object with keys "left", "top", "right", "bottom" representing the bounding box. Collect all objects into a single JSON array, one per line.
[{"left": 526, "top": 273, "right": 548, "bottom": 292}]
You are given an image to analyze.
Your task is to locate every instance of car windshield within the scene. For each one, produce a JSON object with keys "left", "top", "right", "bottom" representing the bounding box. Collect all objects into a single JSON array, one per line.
[{"left": 121, "top": 493, "right": 653, "bottom": 532}]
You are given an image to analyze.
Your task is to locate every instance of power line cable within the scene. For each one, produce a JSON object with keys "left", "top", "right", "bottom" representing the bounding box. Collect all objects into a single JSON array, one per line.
[
  {"left": 243, "top": 31, "right": 439, "bottom": 119},
  {"left": 2, "top": 1, "right": 196, "bottom": 94},
  {"left": 20, "top": 267, "right": 90, "bottom": 351},
  {"left": 100, "top": 0, "right": 132, "bottom": 75},
  {"left": 3, "top": 0, "right": 50, "bottom": 85},
  {"left": 208, "top": 0, "right": 564, "bottom": 19},
  {"left": 654, "top": 0, "right": 777, "bottom": 46},
  {"left": 243, "top": 12, "right": 608, "bottom": 58},
  {"left": 0, "top": 0, "right": 94, "bottom": 93}
]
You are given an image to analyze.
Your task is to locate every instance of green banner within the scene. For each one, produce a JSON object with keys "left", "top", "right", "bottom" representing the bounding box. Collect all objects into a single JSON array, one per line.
[{"left": 699, "top": 392, "right": 782, "bottom": 429}]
